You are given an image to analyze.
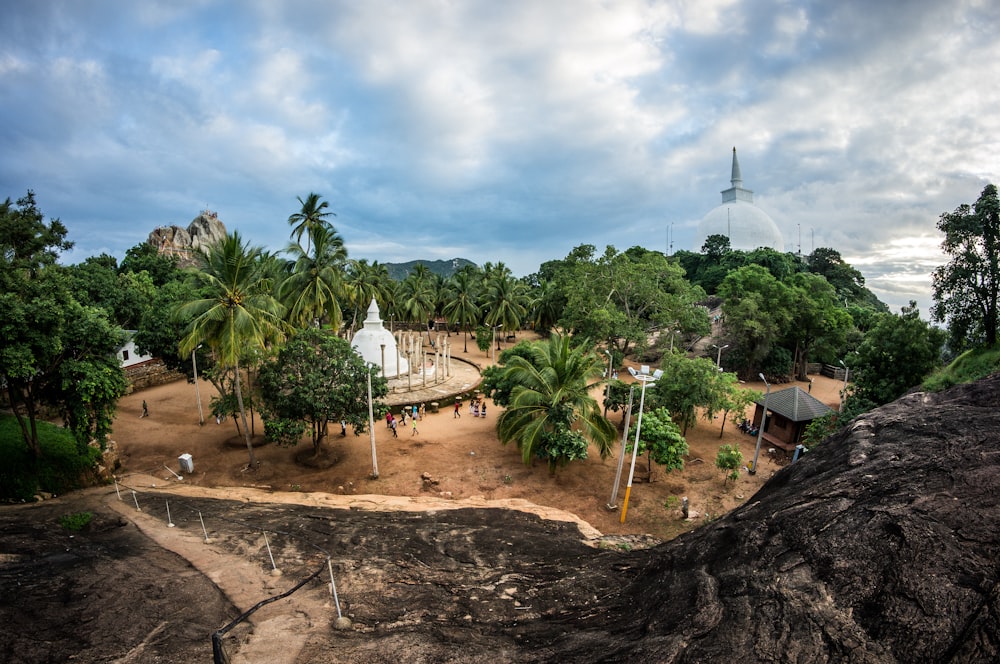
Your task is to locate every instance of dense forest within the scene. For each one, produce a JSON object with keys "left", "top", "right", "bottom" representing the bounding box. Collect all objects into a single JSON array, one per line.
[{"left": 4, "top": 185, "right": 996, "bottom": 498}]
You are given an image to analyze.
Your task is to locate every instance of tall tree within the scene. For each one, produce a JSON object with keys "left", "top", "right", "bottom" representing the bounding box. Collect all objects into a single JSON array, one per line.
[
  {"left": 258, "top": 328, "right": 387, "bottom": 456},
  {"left": 495, "top": 333, "right": 616, "bottom": 475},
  {"left": 784, "top": 272, "right": 853, "bottom": 380},
  {"left": 1, "top": 191, "right": 126, "bottom": 456},
  {"left": 718, "top": 264, "right": 793, "bottom": 378},
  {"left": 483, "top": 271, "right": 528, "bottom": 348},
  {"left": 850, "top": 302, "right": 946, "bottom": 406},
  {"left": 280, "top": 223, "right": 347, "bottom": 330},
  {"left": 344, "top": 259, "right": 391, "bottom": 334},
  {"left": 442, "top": 269, "right": 481, "bottom": 351},
  {"left": 932, "top": 184, "right": 1000, "bottom": 349},
  {"left": 176, "top": 232, "right": 287, "bottom": 467},
  {"left": 287, "top": 192, "right": 335, "bottom": 256},
  {"left": 400, "top": 264, "right": 436, "bottom": 334}
]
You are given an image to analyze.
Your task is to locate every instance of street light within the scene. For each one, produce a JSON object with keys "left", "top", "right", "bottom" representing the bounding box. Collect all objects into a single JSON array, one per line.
[
  {"left": 712, "top": 344, "right": 729, "bottom": 369},
  {"left": 607, "top": 384, "right": 635, "bottom": 510},
  {"left": 669, "top": 329, "right": 680, "bottom": 353},
  {"left": 380, "top": 343, "right": 386, "bottom": 378},
  {"left": 839, "top": 359, "right": 850, "bottom": 412},
  {"left": 749, "top": 372, "right": 770, "bottom": 475},
  {"left": 620, "top": 366, "right": 663, "bottom": 524},
  {"left": 191, "top": 344, "right": 204, "bottom": 426}
]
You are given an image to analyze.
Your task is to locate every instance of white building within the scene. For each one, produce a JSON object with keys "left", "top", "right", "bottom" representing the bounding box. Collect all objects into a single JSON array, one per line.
[
  {"left": 350, "top": 299, "right": 409, "bottom": 377},
  {"left": 695, "top": 148, "right": 784, "bottom": 252},
  {"left": 116, "top": 330, "right": 154, "bottom": 368}
]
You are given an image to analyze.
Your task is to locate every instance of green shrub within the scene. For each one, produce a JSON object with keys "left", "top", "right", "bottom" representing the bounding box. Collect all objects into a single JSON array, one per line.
[
  {"left": 59, "top": 512, "right": 93, "bottom": 531},
  {"left": 0, "top": 414, "right": 100, "bottom": 501}
]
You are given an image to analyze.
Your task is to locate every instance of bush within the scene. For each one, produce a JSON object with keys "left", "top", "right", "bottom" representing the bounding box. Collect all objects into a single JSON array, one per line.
[
  {"left": 0, "top": 414, "right": 100, "bottom": 501},
  {"left": 715, "top": 444, "right": 743, "bottom": 484},
  {"left": 59, "top": 512, "right": 93, "bottom": 531}
]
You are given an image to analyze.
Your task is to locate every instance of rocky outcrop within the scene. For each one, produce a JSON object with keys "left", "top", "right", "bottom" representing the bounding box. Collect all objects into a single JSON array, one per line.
[
  {"left": 147, "top": 210, "right": 227, "bottom": 267},
  {"left": 549, "top": 373, "right": 1000, "bottom": 662}
]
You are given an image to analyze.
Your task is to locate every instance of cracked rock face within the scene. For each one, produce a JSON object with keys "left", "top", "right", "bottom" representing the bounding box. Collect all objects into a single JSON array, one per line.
[
  {"left": 2, "top": 375, "right": 998, "bottom": 663},
  {"left": 147, "top": 211, "right": 226, "bottom": 267}
]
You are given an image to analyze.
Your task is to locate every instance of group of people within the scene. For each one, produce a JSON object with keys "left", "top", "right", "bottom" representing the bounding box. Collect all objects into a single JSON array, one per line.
[
  {"left": 462, "top": 397, "right": 487, "bottom": 418},
  {"left": 386, "top": 404, "right": 425, "bottom": 437}
]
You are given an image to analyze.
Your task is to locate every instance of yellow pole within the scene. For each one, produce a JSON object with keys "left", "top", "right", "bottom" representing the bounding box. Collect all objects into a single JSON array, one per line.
[{"left": 620, "top": 373, "right": 653, "bottom": 524}]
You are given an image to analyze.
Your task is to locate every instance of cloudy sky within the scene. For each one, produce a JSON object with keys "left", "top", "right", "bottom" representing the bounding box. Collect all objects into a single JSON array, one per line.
[{"left": 2, "top": 1, "right": 998, "bottom": 315}]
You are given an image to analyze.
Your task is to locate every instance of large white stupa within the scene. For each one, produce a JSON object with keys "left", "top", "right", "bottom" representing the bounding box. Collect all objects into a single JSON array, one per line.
[
  {"left": 694, "top": 148, "right": 784, "bottom": 252},
  {"left": 350, "top": 299, "right": 409, "bottom": 377}
]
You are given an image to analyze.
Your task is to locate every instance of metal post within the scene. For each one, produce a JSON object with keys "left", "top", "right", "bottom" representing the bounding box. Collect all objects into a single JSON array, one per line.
[
  {"left": 607, "top": 384, "right": 635, "bottom": 509},
  {"left": 367, "top": 369, "right": 378, "bottom": 479},
  {"left": 380, "top": 344, "right": 386, "bottom": 378},
  {"left": 749, "top": 373, "right": 770, "bottom": 475},
  {"left": 621, "top": 368, "right": 660, "bottom": 524}
]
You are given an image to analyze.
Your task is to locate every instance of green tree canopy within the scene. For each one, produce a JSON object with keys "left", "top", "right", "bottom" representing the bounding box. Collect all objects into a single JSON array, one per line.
[
  {"left": 849, "top": 301, "right": 946, "bottom": 406},
  {"left": 176, "top": 231, "right": 288, "bottom": 467},
  {"left": 258, "top": 328, "right": 387, "bottom": 455},
  {"left": 625, "top": 406, "right": 687, "bottom": 482},
  {"left": 932, "top": 183, "right": 1000, "bottom": 349},
  {"left": 495, "top": 333, "right": 616, "bottom": 475}
]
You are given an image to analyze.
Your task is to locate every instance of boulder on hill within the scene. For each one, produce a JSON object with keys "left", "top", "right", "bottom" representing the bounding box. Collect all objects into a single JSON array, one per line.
[{"left": 147, "top": 210, "right": 226, "bottom": 267}]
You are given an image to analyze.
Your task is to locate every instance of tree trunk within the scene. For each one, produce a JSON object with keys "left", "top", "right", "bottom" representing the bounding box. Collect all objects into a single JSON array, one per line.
[{"left": 233, "top": 359, "right": 257, "bottom": 467}]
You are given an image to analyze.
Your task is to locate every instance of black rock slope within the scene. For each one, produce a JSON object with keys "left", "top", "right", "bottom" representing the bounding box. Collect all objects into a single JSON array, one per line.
[{"left": 546, "top": 374, "right": 1000, "bottom": 663}]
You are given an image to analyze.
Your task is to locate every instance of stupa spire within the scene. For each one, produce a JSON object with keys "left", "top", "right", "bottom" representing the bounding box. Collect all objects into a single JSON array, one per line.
[
  {"left": 731, "top": 146, "right": 743, "bottom": 188},
  {"left": 721, "top": 146, "right": 753, "bottom": 204}
]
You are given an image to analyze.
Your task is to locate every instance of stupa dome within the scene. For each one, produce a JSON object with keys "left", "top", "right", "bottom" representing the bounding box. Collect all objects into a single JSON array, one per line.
[
  {"left": 694, "top": 148, "right": 784, "bottom": 252},
  {"left": 350, "top": 299, "right": 408, "bottom": 377}
]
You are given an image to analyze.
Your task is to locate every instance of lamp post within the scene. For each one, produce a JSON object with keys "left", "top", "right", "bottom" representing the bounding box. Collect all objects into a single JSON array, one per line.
[
  {"left": 380, "top": 343, "right": 386, "bottom": 378},
  {"left": 620, "top": 366, "right": 662, "bottom": 524},
  {"left": 669, "top": 329, "right": 679, "bottom": 353},
  {"left": 192, "top": 344, "right": 204, "bottom": 426},
  {"left": 712, "top": 344, "right": 729, "bottom": 369},
  {"left": 839, "top": 359, "right": 850, "bottom": 412},
  {"left": 607, "top": 384, "right": 635, "bottom": 510},
  {"left": 749, "top": 372, "right": 770, "bottom": 475},
  {"left": 367, "top": 367, "right": 378, "bottom": 479}
]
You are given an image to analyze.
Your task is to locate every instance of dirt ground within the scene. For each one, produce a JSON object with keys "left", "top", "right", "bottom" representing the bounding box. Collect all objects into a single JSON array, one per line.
[{"left": 112, "top": 339, "right": 844, "bottom": 543}]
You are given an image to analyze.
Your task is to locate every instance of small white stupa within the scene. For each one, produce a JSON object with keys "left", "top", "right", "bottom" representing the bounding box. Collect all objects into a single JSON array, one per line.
[{"left": 350, "top": 298, "right": 409, "bottom": 377}]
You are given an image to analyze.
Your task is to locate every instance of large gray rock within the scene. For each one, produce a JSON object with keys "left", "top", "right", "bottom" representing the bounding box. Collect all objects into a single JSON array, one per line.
[{"left": 147, "top": 210, "right": 226, "bottom": 267}]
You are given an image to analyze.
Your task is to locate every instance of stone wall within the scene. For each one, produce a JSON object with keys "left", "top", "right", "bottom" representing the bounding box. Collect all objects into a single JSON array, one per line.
[{"left": 124, "top": 359, "right": 186, "bottom": 393}]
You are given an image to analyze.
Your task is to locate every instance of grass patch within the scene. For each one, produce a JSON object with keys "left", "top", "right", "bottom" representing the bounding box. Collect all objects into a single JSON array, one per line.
[
  {"left": 59, "top": 512, "right": 93, "bottom": 531},
  {"left": 0, "top": 414, "right": 102, "bottom": 501},
  {"left": 923, "top": 345, "right": 1000, "bottom": 392}
]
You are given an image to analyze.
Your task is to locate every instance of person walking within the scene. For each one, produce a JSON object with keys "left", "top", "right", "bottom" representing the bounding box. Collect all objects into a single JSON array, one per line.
[
  {"left": 454, "top": 398, "right": 461, "bottom": 418},
  {"left": 480, "top": 401, "right": 487, "bottom": 418},
  {"left": 419, "top": 403, "right": 426, "bottom": 420},
  {"left": 141, "top": 400, "right": 149, "bottom": 418},
  {"left": 412, "top": 404, "right": 419, "bottom": 421},
  {"left": 390, "top": 415, "right": 398, "bottom": 438},
  {"left": 386, "top": 411, "right": 392, "bottom": 429},
  {"left": 411, "top": 416, "right": 419, "bottom": 436}
]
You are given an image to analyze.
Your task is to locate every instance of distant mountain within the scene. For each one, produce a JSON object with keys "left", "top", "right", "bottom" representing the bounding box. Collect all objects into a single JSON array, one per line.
[{"left": 384, "top": 258, "right": 478, "bottom": 281}]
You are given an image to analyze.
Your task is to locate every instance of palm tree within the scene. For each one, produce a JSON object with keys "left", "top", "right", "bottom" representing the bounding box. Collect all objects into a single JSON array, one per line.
[
  {"left": 483, "top": 272, "right": 528, "bottom": 348},
  {"left": 496, "top": 332, "right": 616, "bottom": 475},
  {"left": 176, "top": 232, "right": 287, "bottom": 467},
  {"left": 287, "top": 193, "right": 335, "bottom": 255},
  {"left": 528, "top": 279, "right": 563, "bottom": 333},
  {"left": 280, "top": 224, "right": 347, "bottom": 330},
  {"left": 400, "top": 264, "right": 436, "bottom": 337},
  {"left": 344, "top": 259, "right": 391, "bottom": 334},
  {"left": 442, "top": 270, "right": 481, "bottom": 351}
]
